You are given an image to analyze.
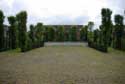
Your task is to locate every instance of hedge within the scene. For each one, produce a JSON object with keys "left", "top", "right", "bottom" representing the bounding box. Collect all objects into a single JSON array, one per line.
[{"left": 88, "top": 41, "right": 108, "bottom": 52}]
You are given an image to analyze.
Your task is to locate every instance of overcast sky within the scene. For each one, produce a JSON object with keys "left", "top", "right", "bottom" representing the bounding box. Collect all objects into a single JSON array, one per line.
[{"left": 0, "top": 0, "right": 125, "bottom": 29}]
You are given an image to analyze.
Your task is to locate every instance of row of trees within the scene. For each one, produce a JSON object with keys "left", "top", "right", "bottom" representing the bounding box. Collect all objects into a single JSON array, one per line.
[
  {"left": 0, "top": 10, "right": 44, "bottom": 52},
  {"left": 43, "top": 25, "right": 82, "bottom": 42},
  {"left": 0, "top": 9, "right": 86, "bottom": 52},
  {"left": 88, "top": 8, "right": 125, "bottom": 52},
  {"left": 0, "top": 8, "right": 124, "bottom": 52}
]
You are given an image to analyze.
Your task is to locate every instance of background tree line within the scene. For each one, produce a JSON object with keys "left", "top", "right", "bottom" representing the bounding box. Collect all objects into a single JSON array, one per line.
[
  {"left": 0, "top": 8, "right": 125, "bottom": 52},
  {"left": 43, "top": 25, "right": 81, "bottom": 42}
]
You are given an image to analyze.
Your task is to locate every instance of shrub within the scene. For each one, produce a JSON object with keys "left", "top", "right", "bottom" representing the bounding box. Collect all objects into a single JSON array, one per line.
[
  {"left": 88, "top": 41, "right": 107, "bottom": 52},
  {"left": 121, "top": 37, "right": 125, "bottom": 51}
]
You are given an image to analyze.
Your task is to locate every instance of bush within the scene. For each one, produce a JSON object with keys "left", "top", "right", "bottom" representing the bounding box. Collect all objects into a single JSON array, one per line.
[
  {"left": 88, "top": 41, "right": 107, "bottom": 52},
  {"left": 121, "top": 38, "right": 125, "bottom": 51}
]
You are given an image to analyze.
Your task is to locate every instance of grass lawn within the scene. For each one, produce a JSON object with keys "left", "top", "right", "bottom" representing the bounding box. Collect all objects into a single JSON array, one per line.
[{"left": 0, "top": 46, "right": 125, "bottom": 84}]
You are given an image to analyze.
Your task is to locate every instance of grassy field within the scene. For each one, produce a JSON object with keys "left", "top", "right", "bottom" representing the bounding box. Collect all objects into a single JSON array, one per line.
[{"left": 0, "top": 46, "right": 125, "bottom": 84}]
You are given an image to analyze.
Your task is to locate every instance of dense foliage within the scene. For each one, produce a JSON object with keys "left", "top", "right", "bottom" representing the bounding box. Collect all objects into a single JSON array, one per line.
[
  {"left": 8, "top": 16, "right": 18, "bottom": 49},
  {"left": 16, "top": 11, "right": 28, "bottom": 52},
  {"left": 113, "top": 15, "right": 125, "bottom": 50},
  {"left": 0, "top": 8, "right": 124, "bottom": 52},
  {"left": 88, "top": 8, "right": 125, "bottom": 52},
  {"left": 80, "top": 25, "right": 88, "bottom": 41},
  {"left": 0, "top": 10, "right": 5, "bottom": 51}
]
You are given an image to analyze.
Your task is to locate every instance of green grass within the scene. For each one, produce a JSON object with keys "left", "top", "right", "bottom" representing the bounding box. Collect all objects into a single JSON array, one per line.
[{"left": 0, "top": 46, "right": 125, "bottom": 84}]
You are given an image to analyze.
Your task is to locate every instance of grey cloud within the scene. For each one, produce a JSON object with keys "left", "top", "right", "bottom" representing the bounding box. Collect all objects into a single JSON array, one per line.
[
  {"left": 39, "top": 15, "right": 89, "bottom": 25},
  {"left": 0, "top": 0, "right": 124, "bottom": 27}
]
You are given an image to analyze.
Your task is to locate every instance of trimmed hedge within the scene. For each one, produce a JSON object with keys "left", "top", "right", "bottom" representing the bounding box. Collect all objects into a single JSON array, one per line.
[
  {"left": 121, "top": 38, "right": 125, "bottom": 51},
  {"left": 88, "top": 41, "right": 108, "bottom": 52},
  {"left": 25, "top": 40, "right": 44, "bottom": 52}
]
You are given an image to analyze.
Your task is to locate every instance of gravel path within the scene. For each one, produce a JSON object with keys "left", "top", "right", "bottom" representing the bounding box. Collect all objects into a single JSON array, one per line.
[
  {"left": 45, "top": 42, "right": 87, "bottom": 46},
  {"left": 0, "top": 46, "right": 125, "bottom": 84}
]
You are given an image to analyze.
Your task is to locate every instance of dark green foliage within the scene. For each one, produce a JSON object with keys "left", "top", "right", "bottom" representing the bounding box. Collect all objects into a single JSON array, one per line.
[
  {"left": 64, "top": 30, "right": 69, "bottom": 41},
  {"left": 47, "top": 26, "right": 55, "bottom": 41},
  {"left": 87, "top": 8, "right": 112, "bottom": 53},
  {"left": 93, "top": 29, "right": 99, "bottom": 43},
  {"left": 29, "top": 25, "right": 35, "bottom": 43},
  {"left": 8, "top": 16, "right": 18, "bottom": 49},
  {"left": 80, "top": 26, "right": 88, "bottom": 41},
  {"left": 16, "top": 11, "right": 28, "bottom": 52},
  {"left": 29, "top": 24, "right": 36, "bottom": 48},
  {"left": 56, "top": 26, "right": 65, "bottom": 41},
  {"left": 69, "top": 26, "right": 77, "bottom": 41},
  {"left": 101, "top": 8, "right": 112, "bottom": 48},
  {"left": 28, "top": 23, "right": 44, "bottom": 50},
  {"left": 43, "top": 26, "right": 49, "bottom": 42},
  {"left": 88, "top": 41, "right": 107, "bottom": 52},
  {"left": 121, "top": 37, "right": 125, "bottom": 50},
  {"left": 0, "top": 10, "right": 5, "bottom": 51},
  {"left": 26, "top": 33, "right": 32, "bottom": 51},
  {"left": 113, "top": 14, "right": 124, "bottom": 50},
  {"left": 35, "top": 23, "right": 44, "bottom": 47},
  {"left": 0, "top": 9, "right": 124, "bottom": 53}
]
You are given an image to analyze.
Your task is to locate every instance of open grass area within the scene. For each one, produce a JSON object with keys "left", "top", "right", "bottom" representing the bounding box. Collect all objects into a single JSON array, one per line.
[{"left": 0, "top": 46, "right": 125, "bottom": 84}]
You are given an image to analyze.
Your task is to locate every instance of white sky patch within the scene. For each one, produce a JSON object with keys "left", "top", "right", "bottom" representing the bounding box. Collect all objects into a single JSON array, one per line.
[{"left": 0, "top": 0, "right": 124, "bottom": 29}]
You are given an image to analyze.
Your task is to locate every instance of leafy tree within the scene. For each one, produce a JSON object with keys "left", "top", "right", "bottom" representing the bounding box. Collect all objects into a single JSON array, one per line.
[
  {"left": 114, "top": 14, "right": 124, "bottom": 50},
  {"left": 44, "top": 26, "right": 49, "bottom": 42},
  {"left": 101, "top": 8, "right": 112, "bottom": 48},
  {"left": 35, "top": 23, "right": 44, "bottom": 47},
  {"left": 47, "top": 26, "right": 55, "bottom": 41},
  {"left": 69, "top": 26, "right": 77, "bottom": 41},
  {"left": 29, "top": 24, "right": 37, "bottom": 48},
  {"left": 65, "top": 30, "right": 69, "bottom": 41},
  {"left": 0, "top": 10, "right": 5, "bottom": 51},
  {"left": 80, "top": 25, "right": 88, "bottom": 41},
  {"left": 29, "top": 24, "right": 35, "bottom": 43},
  {"left": 27, "top": 32, "right": 32, "bottom": 50},
  {"left": 57, "top": 26, "right": 65, "bottom": 41},
  {"left": 8, "top": 16, "right": 18, "bottom": 49},
  {"left": 16, "top": 11, "right": 28, "bottom": 52},
  {"left": 93, "top": 29, "right": 99, "bottom": 43}
]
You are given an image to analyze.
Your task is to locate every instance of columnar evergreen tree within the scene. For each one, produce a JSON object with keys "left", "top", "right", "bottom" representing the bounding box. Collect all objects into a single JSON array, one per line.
[
  {"left": 99, "top": 25, "right": 103, "bottom": 45},
  {"left": 93, "top": 29, "right": 99, "bottom": 43},
  {"left": 114, "top": 14, "right": 124, "bottom": 50},
  {"left": 65, "top": 30, "right": 69, "bottom": 41},
  {"left": 101, "top": 8, "right": 112, "bottom": 48},
  {"left": 0, "top": 10, "right": 5, "bottom": 51},
  {"left": 88, "top": 22, "right": 94, "bottom": 41},
  {"left": 8, "top": 16, "right": 18, "bottom": 49},
  {"left": 29, "top": 25, "right": 35, "bottom": 43},
  {"left": 35, "top": 23, "right": 44, "bottom": 47},
  {"left": 80, "top": 28, "right": 85, "bottom": 41},
  {"left": 29, "top": 24, "right": 36, "bottom": 48},
  {"left": 69, "top": 26, "right": 77, "bottom": 41},
  {"left": 16, "top": 11, "right": 27, "bottom": 52},
  {"left": 48, "top": 26, "right": 55, "bottom": 41},
  {"left": 80, "top": 26, "right": 88, "bottom": 41},
  {"left": 43, "top": 26, "right": 49, "bottom": 42},
  {"left": 57, "top": 26, "right": 65, "bottom": 41},
  {"left": 88, "top": 8, "right": 112, "bottom": 52}
]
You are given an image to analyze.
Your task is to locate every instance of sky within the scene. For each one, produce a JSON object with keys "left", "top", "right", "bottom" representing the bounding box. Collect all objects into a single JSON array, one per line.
[{"left": 0, "top": 0, "right": 125, "bottom": 29}]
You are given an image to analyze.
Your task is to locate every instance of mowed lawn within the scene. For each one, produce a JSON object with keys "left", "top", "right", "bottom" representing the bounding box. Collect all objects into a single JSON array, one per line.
[{"left": 0, "top": 46, "right": 125, "bottom": 84}]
